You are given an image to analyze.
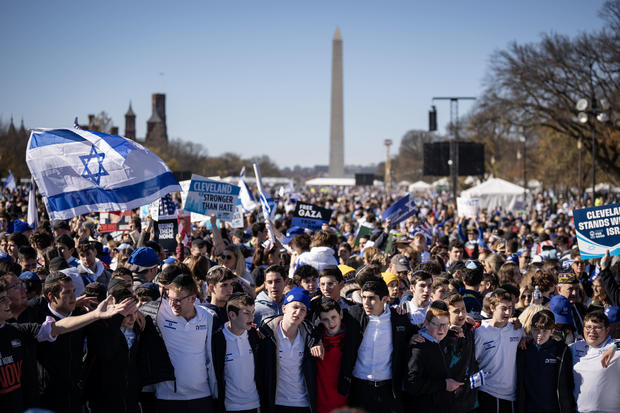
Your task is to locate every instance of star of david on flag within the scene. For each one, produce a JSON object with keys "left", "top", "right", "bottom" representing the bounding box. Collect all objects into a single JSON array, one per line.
[
  {"left": 380, "top": 194, "right": 419, "bottom": 226},
  {"left": 80, "top": 145, "right": 109, "bottom": 185},
  {"left": 26, "top": 128, "right": 181, "bottom": 220}
]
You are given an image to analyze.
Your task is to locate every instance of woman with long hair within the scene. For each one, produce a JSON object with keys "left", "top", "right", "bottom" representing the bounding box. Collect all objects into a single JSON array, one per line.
[{"left": 221, "top": 244, "right": 255, "bottom": 297}]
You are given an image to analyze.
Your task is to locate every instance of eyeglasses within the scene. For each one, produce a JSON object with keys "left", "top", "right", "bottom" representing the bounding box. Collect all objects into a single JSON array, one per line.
[
  {"left": 0, "top": 296, "right": 10, "bottom": 305},
  {"left": 221, "top": 254, "right": 234, "bottom": 260},
  {"left": 7, "top": 281, "right": 26, "bottom": 291},
  {"left": 584, "top": 325, "right": 604, "bottom": 332},
  {"left": 166, "top": 293, "right": 193, "bottom": 306},
  {"left": 429, "top": 320, "right": 450, "bottom": 329}
]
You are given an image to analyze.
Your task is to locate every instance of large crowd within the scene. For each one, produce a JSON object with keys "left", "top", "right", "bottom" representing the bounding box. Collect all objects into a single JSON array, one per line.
[{"left": 1, "top": 183, "right": 619, "bottom": 413}]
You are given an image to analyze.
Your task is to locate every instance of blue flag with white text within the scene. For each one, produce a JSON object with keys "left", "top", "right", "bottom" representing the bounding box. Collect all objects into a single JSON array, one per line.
[
  {"left": 26, "top": 128, "right": 181, "bottom": 220},
  {"left": 381, "top": 194, "right": 419, "bottom": 226}
]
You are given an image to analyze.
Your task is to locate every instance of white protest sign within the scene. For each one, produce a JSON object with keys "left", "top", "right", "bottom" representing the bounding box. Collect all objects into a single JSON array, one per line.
[
  {"left": 183, "top": 174, "right": 241, "bottom": 222},
  {"left": 457, "top": 197, "right": 480, "bottom": 218}
]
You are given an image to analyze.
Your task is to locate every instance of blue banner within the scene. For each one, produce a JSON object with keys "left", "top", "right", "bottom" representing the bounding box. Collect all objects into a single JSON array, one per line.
[
  {"left": 573, "top": 203, "right": 620, "bottom": 259},
  {"left": 380, "top": 194, "right": 418, "bottom": 226}
]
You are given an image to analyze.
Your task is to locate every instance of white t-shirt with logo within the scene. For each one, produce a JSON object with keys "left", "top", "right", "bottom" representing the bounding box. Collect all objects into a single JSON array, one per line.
[
  {"left": 223, "top": 326, "right": 260, "bottom": 411},
  {"left": 474, "top": 320, "right": 523, "bottom": 401},
  {"left": 275, "top": 323, "right": 309, "bottom": 407},
  {"left": 155, "top": 299, "right": 213, "bottom": 400},
  {"left": 571, "top": 337, "right": 620, "bottom": 413}
]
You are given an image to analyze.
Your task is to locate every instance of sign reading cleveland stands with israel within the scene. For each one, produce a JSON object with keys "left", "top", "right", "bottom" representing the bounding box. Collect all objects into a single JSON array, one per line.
[
  {"left": 183, "top": 174, "right": 240, "bottom": 222},
  {"left": 292, "top": 202, "right": 333, "bottom": 231},
  {"left": 573, "top": 202, "right": 620, "bottom": 259}
]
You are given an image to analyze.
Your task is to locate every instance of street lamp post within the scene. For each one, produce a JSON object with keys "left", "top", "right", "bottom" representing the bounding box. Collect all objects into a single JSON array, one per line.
[
  {"left": 519, "top": 134, "right": 526, "bottom": 201},
  {"left": 384, "top": 139, "right": 392, "bottom": 190},
  {"left": 576, "top": 97, "right": 610, "bottom": 199}
]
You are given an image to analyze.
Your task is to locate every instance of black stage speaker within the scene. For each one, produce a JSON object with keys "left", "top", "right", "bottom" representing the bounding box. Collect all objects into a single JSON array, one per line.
[
  {"left": 355, "top": 173, "right": 375, "bottom": 186},
  {"left": 423, "top": 141, "right": 485, "bottom": 176}
]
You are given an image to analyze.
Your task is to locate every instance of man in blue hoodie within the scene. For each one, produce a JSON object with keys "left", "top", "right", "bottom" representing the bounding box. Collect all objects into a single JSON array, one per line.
[{"left": 254, "top": 264, "right": 286, "bottom": 326}]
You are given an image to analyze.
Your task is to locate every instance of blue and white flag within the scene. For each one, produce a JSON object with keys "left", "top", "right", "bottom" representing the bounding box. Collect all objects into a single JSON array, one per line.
[
  {"left": 380, "top": 194, "right": 419, "bottom": 226},
  {"left": 26, "top": 128, "right": 181, "bottom": 220},
  {"left": 238, "top": 167, "right": 257, "bottom": 213},
  {"left": 4, "top": 171, "right": 16, "bottom": 191},
  {"left": 27, "top": 178, "right": 38, "bottom": 229}
]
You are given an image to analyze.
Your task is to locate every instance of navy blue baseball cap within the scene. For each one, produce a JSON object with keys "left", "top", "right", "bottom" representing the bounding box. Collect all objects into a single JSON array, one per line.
[
  {"left": 284, "top": 287, "right": 311, "bottom": 310},
  {"left": 549, "top": 295, "right": 573, "bottom": 325}
]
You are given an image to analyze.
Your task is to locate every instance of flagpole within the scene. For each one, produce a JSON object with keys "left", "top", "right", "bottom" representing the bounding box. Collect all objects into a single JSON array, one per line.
[{"left": 252, "top": 163, "right": 276, "bottom": 245}]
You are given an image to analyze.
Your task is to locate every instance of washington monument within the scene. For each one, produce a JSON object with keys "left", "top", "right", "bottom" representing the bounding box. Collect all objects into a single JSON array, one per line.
[{"left": 328, "top": 28, "right": 344, "bottom": 177}]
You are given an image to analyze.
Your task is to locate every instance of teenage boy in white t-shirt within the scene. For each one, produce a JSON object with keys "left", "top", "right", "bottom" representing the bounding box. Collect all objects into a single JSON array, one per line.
[
  {"left": 474, "top": 288, "right": 523, "bottom": 413},
  {"left": 155, "top": 274, "right": 217, "bottom": 412},
  {"left": 258, "top": 287, "right": 316, "bottom": 413},
  {"left": 402, "top": 270, "right": 433, "bottom": 326},
  {"left": 212, "top": 293, "right": 261, "bottom": 413},
  {"left": 571, "top": 310, "right": 620, "bottom": 413}
]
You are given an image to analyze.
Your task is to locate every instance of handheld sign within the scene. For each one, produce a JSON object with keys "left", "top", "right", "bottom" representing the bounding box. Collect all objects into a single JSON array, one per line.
[
  {"left": 573, "top": 202, "right": 620, "bottom": 259},
  {"left": 99, "top": 211, "right": 132, "bottom": 233},
  {"left": 154, "top": 219, "right": 178, "bottom": 255},
  {"left": 183, "top": 175, "right": 240, "bottom": 222},
  {"left": 292, "top": 202, "right": 333, "bottom": 231}
]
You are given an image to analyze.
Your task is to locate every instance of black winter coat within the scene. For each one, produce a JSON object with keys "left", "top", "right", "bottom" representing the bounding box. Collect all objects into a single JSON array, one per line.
[
  {"left": 516, "top": 339, "right": 575, "bottom": 413},
  {"left": 345, "top": 304, "right": 416, "bottom": 399},
  {"left": 405, "top": 338, "right": 453, "bottom": 413}
]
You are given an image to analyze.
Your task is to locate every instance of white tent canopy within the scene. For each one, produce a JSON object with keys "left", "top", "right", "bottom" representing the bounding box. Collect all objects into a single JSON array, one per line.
[
  {"left": 305, "top": 177, "right": 356, "bottom": 186},
  {"left": 408, "top": 180, "right": 432, "bottom": 193},
  {"left": 459, "top": 177, "right": 528, "bottom": 211}
]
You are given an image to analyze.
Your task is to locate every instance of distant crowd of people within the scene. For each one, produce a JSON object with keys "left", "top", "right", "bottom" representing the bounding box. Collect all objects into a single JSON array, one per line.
[{"left": 1, "top": 184, "right": 619, "bottom": 413}]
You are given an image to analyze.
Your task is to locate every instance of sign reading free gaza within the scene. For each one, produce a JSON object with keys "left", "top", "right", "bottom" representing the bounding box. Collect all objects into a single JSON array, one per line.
[
  {"left": 183, "top": 174, "right": 240, "bottom": 222},
  {"left": 292, "top": 202, "right": 333, "bottom": 231},
  {"left": 573, "top": 202, "right": 620, "bottom": 259}
]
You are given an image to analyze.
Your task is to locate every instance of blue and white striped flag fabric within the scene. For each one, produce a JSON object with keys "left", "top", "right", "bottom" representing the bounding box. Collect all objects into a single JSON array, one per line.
[
  {"left": 238, "top": 167, "right": 257, "bottom": 213},
  {"left": 380, "top": 194, "right": 419, "bottom": 226},
  {"left": 26, "top": 128, "right": 181, "bottom": 220},
  {"left": 4, "top": 171, "right": 16, "bottom": 191}
]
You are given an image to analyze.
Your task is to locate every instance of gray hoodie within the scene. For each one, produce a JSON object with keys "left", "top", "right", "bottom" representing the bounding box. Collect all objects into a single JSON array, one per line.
[{"left": 253, "top": 290, "right": 283, "bottom": 326}]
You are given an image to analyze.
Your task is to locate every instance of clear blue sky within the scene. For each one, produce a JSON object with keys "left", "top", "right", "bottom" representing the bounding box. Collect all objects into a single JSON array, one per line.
[{"left": 1, "top": 0, "right": 607, "bottom": 168}]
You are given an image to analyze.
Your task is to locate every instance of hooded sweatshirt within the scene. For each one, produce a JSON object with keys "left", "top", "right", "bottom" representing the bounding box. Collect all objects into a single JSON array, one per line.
[{"left": 254, "top": 290, "right": 283, "bottom": 326}]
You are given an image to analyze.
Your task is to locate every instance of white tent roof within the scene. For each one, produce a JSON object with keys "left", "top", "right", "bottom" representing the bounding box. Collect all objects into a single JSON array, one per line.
[
  {"left": 305, "top": 177, "right": 356, "bottom": 186},
  {"left": 409, "top": 180, "right": 432, "bottom": 192},
  {"left": 460, "top": 177, "right": 526, "bottom": 197}
]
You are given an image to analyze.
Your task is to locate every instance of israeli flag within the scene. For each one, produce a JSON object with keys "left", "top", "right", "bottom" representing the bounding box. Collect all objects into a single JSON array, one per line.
[
  {"left": 238, "top": 167, "right": 257, "bottom": 213},
  {"left": 380, "top": 194, "right": 419, "bottom": 226},
  {"left": 26, "top": 128, "right": 181, "bottom": 220},
  {"left": 4, "top": 171, "right": 16, "bottom": 191}
]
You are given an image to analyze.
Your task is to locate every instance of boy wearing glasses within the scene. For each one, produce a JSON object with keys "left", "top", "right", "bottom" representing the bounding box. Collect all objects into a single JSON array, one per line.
[
  {"left": 571, "top": 311, "right": 620, "bottom": 413},
  {"left": 155, "top": 274, "right": 217, "bottom": 412},
  {"left": 405, "top": 301, "right": 463, "bottom": 413},
  {"left": 474, "top": 289, "right": 523, "bottom": 413}
]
